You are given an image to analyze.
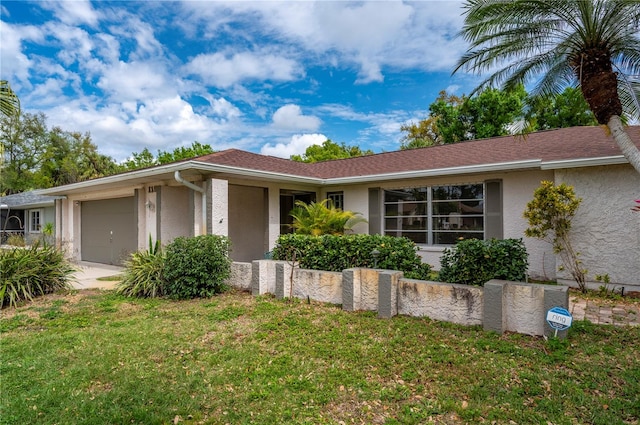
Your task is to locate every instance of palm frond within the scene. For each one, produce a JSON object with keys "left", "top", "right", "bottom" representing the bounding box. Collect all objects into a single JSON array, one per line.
[{"left": 0, "top": 80, "right": 20, "bottom": 118}]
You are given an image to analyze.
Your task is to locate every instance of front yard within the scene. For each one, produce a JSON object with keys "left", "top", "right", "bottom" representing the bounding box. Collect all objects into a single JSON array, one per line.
[{"left": 1, "top": 289, "right": 639, "bottom": 425}]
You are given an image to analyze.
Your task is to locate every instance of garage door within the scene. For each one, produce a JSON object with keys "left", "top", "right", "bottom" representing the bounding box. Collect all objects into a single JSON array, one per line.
[{"left": 81, "top": 197, "right": 136, "bottom": 265}]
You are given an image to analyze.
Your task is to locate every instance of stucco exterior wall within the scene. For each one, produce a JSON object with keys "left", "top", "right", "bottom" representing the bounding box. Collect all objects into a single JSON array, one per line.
[
  {"left": 229, "top": 184, "right": 267, "bottom": 262},
  {"left": 556, "top": 164, "right": 640, "bottom": 286},
  {"left": 342, "top": 186, "right": 369, "bottom": 234},
  {"left": 158, "top": 186, "right": 191, "bottom": 245},
  {"left": 502, "top": 170, "right": 556, "bottom": 281}
]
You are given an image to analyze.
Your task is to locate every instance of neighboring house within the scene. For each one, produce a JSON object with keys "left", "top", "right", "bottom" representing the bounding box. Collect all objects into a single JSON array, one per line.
[
  {"left": 39, "top": 126, "right": 640, "bottom": 287},
  {"left": 0, "top": 191, "right": 61, "bottom": 244}
]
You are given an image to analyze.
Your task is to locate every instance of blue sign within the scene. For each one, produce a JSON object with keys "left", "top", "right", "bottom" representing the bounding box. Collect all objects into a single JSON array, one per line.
[{"left": 546, "top": 307, "right": 573, "bottom": 331}]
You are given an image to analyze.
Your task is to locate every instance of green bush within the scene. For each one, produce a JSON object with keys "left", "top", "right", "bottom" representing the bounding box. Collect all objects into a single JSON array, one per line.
[
  {"left": 0, "top": 243, "right": 75, "bottom": 308},
  {"left": 438, "top": 238, "right": 529, "bottom": 286},
  {"left": 162, "top": 235, "right": 232, "bottom": 299},
  {"left": 271, "top": 234, "right": 432, "bottom": 280},
  {"left": 116, "top": 239, "right": 165, "bottom": 298}
]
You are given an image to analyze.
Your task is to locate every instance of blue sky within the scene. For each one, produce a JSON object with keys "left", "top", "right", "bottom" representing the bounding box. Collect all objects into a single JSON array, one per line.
[{"left": 1, "top": 0, "right": 481, "bottom": 161}]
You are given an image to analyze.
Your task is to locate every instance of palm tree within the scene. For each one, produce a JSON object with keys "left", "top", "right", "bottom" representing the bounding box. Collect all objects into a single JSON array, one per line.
[
  {"left": 454, "top": 0, "right": 640, "bottom": 174},
  {"left": 0, "top": 80, "right": 20, "bottom": 118},
  {"left": 289, "top": 199, "right": 366, "bottom": 236}
]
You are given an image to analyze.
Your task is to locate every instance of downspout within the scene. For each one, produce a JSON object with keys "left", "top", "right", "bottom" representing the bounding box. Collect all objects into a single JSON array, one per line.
[{"left": 174, "top": 171, "right": 207, "bottom": 235}]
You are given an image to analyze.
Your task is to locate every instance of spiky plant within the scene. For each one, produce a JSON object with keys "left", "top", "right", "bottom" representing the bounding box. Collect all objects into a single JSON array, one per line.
[{"left": 289, "top": 199, "right": 366, "bottom": 236}]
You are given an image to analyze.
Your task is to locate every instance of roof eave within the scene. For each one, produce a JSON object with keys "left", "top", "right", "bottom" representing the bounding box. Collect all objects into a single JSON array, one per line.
[
  {"left": 38, "top": 161, "right": 323, "bottom": 195},
  {"left": 540, "top": 155, "right": 628, "bottom": 170},
  {"left": 323, "top": 160, "right": 543, "bottom": 185}
]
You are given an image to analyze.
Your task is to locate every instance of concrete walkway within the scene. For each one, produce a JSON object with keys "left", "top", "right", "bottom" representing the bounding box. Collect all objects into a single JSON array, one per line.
[{"left": 71, "top": 261, "right": 123, "bottom": 290}]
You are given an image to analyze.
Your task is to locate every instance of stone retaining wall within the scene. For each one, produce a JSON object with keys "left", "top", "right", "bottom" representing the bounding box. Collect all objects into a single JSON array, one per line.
[{"left": 230, "top": 260, "right": 569, "bottom": 338}]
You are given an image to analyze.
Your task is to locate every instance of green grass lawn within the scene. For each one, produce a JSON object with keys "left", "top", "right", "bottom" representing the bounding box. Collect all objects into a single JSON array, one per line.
[{"left": 1, "top": 289, "right": 638, "bottom": 425}]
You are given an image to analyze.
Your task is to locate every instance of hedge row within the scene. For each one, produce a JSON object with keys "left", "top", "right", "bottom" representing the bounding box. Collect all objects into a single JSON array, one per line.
[{"left": 271, "top": 233, "right": 432, "bottom": 280}]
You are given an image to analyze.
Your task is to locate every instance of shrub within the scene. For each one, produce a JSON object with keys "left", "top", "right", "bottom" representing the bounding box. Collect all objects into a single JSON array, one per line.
[
  {"left": 5, "top": 234, "right": 25, "bottom": 247},
  {"left": 438, "top": 238, "right": 529, "bottom": 286},
  {"left": 116, "top": 238, "right": 165, "bottom": 298},
  {"left": 0, "top": 243, "right": 75, "bottom": 308},
  {"left": 163, "top": 235, "right": 232, "bottom": 299},
  {"left": 523, "top": 181, "right": 586, "bottom": 292},
  {"left": 271, "top": 234, "right": 432, "bottom": 280}
]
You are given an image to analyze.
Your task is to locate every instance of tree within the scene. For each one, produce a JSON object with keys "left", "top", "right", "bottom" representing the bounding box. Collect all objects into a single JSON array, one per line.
[
  {"left": 525, "top": 87, "right": 598, "bottom": 130},
  {"left": 524, "top": 181, "right": 586, "bottom": 292},
  {"left": 0, "top": 113, "right": 49, "bottom": 194},
  {"left": 400, "top": 87, "right": 526, "bottom": 148},
  {"left": 122, "top": 148, "right": 156, "bottom": 170},
  {"left": 156, "top": 141, "right": 214, "bottom": 164},
  {"left": 290, "top": 139, "right": 373, "bottom": 163},
  {"left": 0, "top": 113, "right": 118, "bottom": 194},
  {"left": 400, "top": 116, "right": 440, "bottom": 149},
  {"left": 39, "top": 128, "right": 119, "bottom": 187},
  {"left": 0, "top": 80, "right": 20, "bottom": 118},
  {"left": 455, "top": 0, "right": 640, "bottom": 174},
  {"left": 122, "top": 142, "right": 214, "bottom": 171}
]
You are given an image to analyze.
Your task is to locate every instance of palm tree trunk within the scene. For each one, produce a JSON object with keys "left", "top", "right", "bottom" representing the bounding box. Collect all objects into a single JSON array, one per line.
[{"left": 608, "top": 115, "right": 640, "bottom": 175}]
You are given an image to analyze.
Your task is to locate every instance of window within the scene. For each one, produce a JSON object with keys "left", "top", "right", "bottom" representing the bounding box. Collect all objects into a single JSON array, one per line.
[
  {"left": 383, "top": 183, "right": 485, "bottom": 245},
  {"left": 28, "top": 209, "right": 43, "bottom": 233},
  {"left": 326, "top": 191, "right": 344, "bottom": 210}
]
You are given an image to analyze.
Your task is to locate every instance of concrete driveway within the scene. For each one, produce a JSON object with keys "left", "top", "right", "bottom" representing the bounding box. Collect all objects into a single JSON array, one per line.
[{"left": 72, "top": 261, "right": 123, "bottom": 290}]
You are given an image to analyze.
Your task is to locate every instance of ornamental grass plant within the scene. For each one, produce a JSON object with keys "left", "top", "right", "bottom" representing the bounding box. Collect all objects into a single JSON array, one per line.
[{"left": 0, "top": 243, "right": 75, "bottom": 308}]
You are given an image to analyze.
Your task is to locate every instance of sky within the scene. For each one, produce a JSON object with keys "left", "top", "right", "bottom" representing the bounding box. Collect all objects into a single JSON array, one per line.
[{"left": 1, "top": 0, "right": 483, "bottom": 162}]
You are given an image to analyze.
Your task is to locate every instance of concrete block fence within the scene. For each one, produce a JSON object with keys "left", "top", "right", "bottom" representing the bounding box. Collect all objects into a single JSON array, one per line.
[{"left": 228, "top": 260, "right": 569, "bottom": 339}]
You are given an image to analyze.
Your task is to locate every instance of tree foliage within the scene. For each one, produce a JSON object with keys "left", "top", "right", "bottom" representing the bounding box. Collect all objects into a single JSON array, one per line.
[
  {"left": 290, "top": 139, "right": 373, "bottom": 163},
  {"left": 0, "top": 80, "right": 20, "bottom": 118},
  {"left": 525, "top": 87, "right": 598, "bottom": 130},
  {"left": 523, "top": 181, "right": 586, "bottom": 292},
  {"left": 0, "top": 113, "right": 117, "bottom": 194},
  {"left": 400, "top": 86, "right": 527, "bottom": 149},
  {"left": 455, "top": 0, "right": 640, "bottom": 173},
  {"left": 122, "top": 141, "right": 214, "bottom": 171}
]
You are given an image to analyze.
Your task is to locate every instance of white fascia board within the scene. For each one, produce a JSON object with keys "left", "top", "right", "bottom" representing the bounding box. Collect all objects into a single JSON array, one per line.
[
  {"left": 37, "top": 163, "right": 190, "bottom": 195},
  {"left": 38, "top": 159, "right": 546, "bottom": 194},
  {"left": 187, "top": 161, "right": 322, "bottom": 184},
  {"left": 540, "top": 155, "right": 627, "bottom": 170},
  {"left": 323, "top": 160, "right": 542, "bottom": 185},
  {"left": 38, "top": 161, "right": 322, "bottom": 195}
]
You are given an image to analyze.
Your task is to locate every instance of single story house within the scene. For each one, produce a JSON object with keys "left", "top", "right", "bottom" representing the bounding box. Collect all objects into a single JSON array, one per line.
[
  {"left": 0, "top": 191, "right": 61, "bottom": 244},
  {"left": 39, "top": 126, "right": 640, "bottom": 287}
]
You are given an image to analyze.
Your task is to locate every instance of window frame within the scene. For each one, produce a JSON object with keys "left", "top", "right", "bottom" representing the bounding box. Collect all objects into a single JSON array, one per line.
[
  {"left": 326, "top": 191, "right": 344, "bottom": 210},
  {"left": 382, "top": 183, "right": 486, "bottom": 246},
  {"left": 28, "top": 208, "right": 43, "bottom": 233}
]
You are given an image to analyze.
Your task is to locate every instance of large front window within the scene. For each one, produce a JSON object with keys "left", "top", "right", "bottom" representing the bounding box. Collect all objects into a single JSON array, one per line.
[{"left": 384, "top": 184, "right": 484, "bottom": 245}]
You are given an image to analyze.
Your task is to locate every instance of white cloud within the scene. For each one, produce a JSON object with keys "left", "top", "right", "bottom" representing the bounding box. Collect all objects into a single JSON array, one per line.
[
  {"left": 41, "top": 95, "right": 233, "bottom": 161},
  {"left": 0, "top": 21, "right": 44, "bottom": 84},
  {"left": 40, "top": 0, "right": 100, "bottom": 27},
  {"left": 260, "top": 133, "right": 327, "bottom": 158},
  {"left": 45, "top": 23, "right": 95, "bottom": 65},
  {"left": 107, "top": 14, "right": 164, "bottom": 60},
  {"left": 97, "top": 61, "right": 170, "bottom": 102},
  {"left": 209, "top": 97, "right": 242, "bottom": 121},
  {"left": 272, "top": 104, "right": 321, "bottom": 131},
  {"left": 179, "top": 1, "right": 468, "bottom": 82},
  {"left": 184, "top": 50, "right": 303, "bottom": 88}
]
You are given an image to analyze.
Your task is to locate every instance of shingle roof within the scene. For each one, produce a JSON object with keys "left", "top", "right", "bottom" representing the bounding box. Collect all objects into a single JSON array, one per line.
[
  {"left": 193, "top": 126, "right": 640, "bottom": 179},
  {"left": 0, "top": 191, "right": 61, "bottom": 208}
]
